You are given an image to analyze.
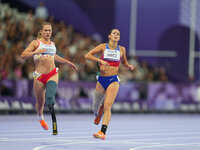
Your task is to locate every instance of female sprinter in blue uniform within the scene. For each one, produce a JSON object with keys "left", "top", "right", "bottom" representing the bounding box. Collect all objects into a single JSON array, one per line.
[
  {"left": 85, "top": 29, "right": 134, "bottom": 140},
  {"left": 21, "top": 22, "right": 78, "bottom": 135}
]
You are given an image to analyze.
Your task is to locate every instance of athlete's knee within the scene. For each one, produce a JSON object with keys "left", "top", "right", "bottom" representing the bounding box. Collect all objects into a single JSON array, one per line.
[
  {"left": 104, "top": 102, "right": 112, "bottom": 111},
  {"left": 45, "top": 80, "right": 57, "bottom": 105},
  {"left": 36, "top": 96, "right": 43, "bottom": 105}
]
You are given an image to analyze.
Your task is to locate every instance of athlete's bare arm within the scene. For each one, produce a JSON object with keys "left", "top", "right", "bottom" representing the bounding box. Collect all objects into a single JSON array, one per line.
[
  {"left": 55, "top": 55, "right": 78, "bottom": 71},
  {"left": 121, "top": 46, "right": 134, "bottom": 71},
  {"left": 85, "top": 44, "right": 108, "bottom": 65},
  {"left": 21, "top": 40, "right": 46, "bottom": 59}
]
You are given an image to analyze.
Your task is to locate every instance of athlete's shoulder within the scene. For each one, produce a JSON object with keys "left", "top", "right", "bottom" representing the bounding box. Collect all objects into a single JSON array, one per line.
[
  {"left": 100, "top": 43, "right": 106, "bottom": 47},
  {"left": 96, "top": 43, "right": 106, "bottom": 49},
  {"left": 51, "top": 41, "right": 55, "bottom": 45},
  {"left": 31, "top": 40, "right": 40, "bottom": 48},
  {"left": 32, "top": 39, "right": 38, "bottom": 44}
]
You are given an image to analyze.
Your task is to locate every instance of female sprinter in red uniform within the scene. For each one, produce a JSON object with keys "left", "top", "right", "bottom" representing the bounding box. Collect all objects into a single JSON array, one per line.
[
  {"left": 85, "top": 29, "right": 134, "bottom": 140},
  {"left": 21, "top": 22, "right": 78, "bottom": 135}
]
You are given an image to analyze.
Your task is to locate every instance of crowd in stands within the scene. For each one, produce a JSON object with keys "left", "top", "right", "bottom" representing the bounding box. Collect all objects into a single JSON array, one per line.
[{"left": 0, "top": 3, "right": 168, "bottom": 82}]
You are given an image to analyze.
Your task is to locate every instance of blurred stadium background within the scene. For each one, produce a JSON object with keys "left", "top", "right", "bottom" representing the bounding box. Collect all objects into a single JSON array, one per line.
[{"left": 1, "top": 0, "right": 200, "bottom": 114}]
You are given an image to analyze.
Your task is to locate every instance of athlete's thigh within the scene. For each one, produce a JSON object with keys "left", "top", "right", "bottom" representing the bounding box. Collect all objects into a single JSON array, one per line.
[
  {"left": 96, "top": 81, "right": 105, "bottom": 93},
  {"left": 104, "top": 82, "right": 119, "bottom": 105},
  {"left": 33, "top": 79, "right": 45, "bottom": 99}
]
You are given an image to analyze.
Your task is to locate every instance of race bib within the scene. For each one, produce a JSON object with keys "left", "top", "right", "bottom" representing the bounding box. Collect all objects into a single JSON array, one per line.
[{"left": 104, "top": 49, "right": 120, "bottom": 61}]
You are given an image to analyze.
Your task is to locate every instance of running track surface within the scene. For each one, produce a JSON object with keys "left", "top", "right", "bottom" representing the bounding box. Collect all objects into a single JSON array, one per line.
[{"left": 0, "top": 114, "right": 200, "bottom": 150}]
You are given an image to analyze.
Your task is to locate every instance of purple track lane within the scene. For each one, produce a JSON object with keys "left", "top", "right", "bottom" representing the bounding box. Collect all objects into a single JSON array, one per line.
[{"left": 0, "top": 114, "right": 200, "bottom": 150}]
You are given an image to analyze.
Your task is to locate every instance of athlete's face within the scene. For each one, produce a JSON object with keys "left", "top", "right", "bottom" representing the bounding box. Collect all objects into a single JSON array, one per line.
[
  {"left": 109, "top": 29, "right": 120, "bottom": 42},
  {"left": 41, "top": 25, "right": 52, "bottom": 39}
]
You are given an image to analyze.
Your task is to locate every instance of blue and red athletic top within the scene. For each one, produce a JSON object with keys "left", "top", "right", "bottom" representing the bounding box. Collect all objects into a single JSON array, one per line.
[{"left": 100, "top": 44, "right": 121, "bottom": 67}]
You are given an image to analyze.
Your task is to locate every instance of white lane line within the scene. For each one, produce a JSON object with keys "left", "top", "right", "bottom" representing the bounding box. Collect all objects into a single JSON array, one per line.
[
  {"left": 1, "top": 131, "right": 200, "bottom": 139},
  {"left": 111, "top": 131, "right": 200, "bottom": 136},
  {"left": 0, "top": 137, "right": 90, "bottom": 142},
  {"left": 0, "top": 138, "right": 74, "bottom": 142},
  {"left": 1, "top": 129, "right": 200, "bottom": 135},
  {"left": 1, "top": 134, "right": 200, "bottom": 143},
  {"left": 1, "top": 128, "right": 199, "bottom": 133},
  {"left": 124, "top": 135, "right": 200, "bottom": 142},
  {"left": 33, "top": 140, "right": 151, "bottom": 150},
  {"left": 33, "top": 141, "right": 109, "bottom": 150},
  {"left": 1, "top": 135, "right": 200, "bottom": 150},
  {"left": 0, "top": 138, "right": 9, "bottom": 141},
  {"left": 129, "top": 143, "right": 200, "bottom": 150},
  {"left": 0, "top": 136, "right": 159, "bottom": 144}
]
